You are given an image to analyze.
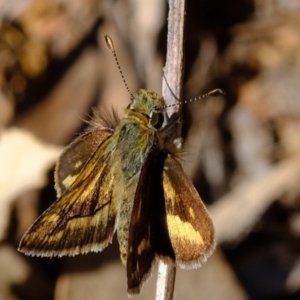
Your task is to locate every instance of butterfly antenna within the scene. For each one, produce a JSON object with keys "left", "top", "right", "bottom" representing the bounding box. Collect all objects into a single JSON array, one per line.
[
  {"left": 105, "top": 35, "right": 134, "bottom": 100},
  {"left": 163, "top": 89, "right": 226, "bottom": 109}
]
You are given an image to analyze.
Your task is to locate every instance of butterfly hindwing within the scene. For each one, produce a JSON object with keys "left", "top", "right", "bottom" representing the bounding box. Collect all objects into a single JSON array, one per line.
[
  {"left": 55, "top": 128, "right": 113, "bottom": 196},
  {"left": 163, "top": 155, "right": 215, "bottom": 268},
  {"left": 19, "top": 131, "right": 118, "bottom": 257}
]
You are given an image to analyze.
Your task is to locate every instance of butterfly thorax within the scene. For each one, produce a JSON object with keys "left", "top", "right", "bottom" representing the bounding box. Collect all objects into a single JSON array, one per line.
[{"left": 112, "top": 90, "right": 167, "bottom": 265}]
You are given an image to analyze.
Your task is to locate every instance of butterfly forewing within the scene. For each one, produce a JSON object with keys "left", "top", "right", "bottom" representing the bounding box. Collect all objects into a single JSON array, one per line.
[
  {"left": 19, "top": 131, "right": 118, "bottom": 257},
  {"left": 163, "top": 155, "right": 215, "bottom": 268},
  {"left": 126, "top": 151, "right": 175, "bottom": 295}
]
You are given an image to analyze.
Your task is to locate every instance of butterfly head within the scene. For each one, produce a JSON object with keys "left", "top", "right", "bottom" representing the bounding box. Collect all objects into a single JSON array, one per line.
[{"left": 127, "top": 89, "right": 166, "bottom": 129}]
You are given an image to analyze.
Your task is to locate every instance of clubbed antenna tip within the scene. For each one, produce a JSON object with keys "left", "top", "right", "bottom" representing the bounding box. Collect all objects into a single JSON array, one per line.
[
  {"left": 163, "top": 88, "right": 226, "bottom": 109},
  {"left": 104, "top": 35, "right": 134, "bottom": 100}
]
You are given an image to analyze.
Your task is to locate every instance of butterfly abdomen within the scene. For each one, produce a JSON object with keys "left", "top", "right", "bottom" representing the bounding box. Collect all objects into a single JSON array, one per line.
[{"left": 114, "top": 119, "right": 158, "bottom": 264}]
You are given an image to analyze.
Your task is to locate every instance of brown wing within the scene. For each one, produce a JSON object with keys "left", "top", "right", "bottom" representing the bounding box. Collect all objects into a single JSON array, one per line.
[
  {"left": 55, "top": 128, "right": 113, "bottom": 196},
  {"left": 126, "top": 151, "right": 174, "bottom": 295},
  {"left": 18, "top": 133, "right": 118, "bottom": 257},
  {"left": 163, "top": 155, "right": 215, "bottom": 268}
]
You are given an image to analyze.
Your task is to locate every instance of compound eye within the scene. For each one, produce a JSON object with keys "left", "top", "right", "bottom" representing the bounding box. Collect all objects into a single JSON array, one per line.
[{"left": 150, "top": 112, "right": 164, "bottom": 129}]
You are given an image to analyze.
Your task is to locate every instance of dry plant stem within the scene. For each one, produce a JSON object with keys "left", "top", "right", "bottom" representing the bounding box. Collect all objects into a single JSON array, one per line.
[
  {"left": 162, "top": 0, "right": 185, "bottom": 116},
  {"left": 157, "top": 261, "right": 177, "bottom": 300},
  {"left": 156, "top": 0, "right": 186, "bottom": 300}
]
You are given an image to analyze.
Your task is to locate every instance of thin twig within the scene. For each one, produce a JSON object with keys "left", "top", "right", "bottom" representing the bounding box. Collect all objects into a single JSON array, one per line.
[
  {"left": 162, "top": 0, "right": 186, "bottom": 114},
  {"left": 156, "top": 261, "right": 177, "bottom": 300},
  {"left": 156, "top": 0, "right": 186, "bottom": 299}
]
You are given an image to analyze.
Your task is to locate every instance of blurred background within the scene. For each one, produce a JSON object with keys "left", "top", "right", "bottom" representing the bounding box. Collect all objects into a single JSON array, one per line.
[{"left": 1, "top": 0, "right": 300, "bottom": 299}]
